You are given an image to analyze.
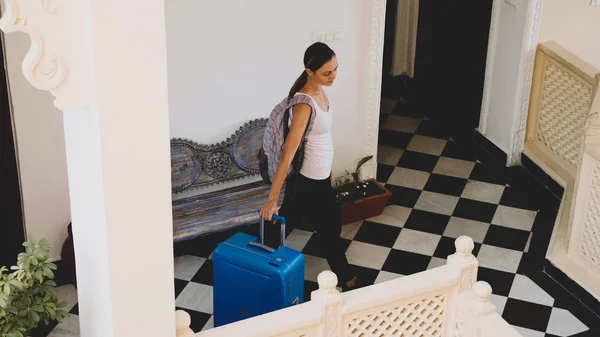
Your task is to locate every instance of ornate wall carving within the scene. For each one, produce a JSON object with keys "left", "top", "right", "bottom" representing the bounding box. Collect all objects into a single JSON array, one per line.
[
  {"left": 580, "top": 165, "right": 600, "bottom": 268},
  {"left": 0, "top": 0, "right": 89, "bottom": 110}
]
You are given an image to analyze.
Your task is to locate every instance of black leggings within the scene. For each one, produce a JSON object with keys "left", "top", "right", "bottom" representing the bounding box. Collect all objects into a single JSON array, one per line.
[{"left": 279, "top": 173, "right": 353, "bottom": 284}]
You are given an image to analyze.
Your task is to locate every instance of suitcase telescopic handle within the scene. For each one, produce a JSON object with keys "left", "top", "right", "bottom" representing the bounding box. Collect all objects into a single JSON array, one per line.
[{"left": 257, "top": 210, "right": 286, "bottom": 247}]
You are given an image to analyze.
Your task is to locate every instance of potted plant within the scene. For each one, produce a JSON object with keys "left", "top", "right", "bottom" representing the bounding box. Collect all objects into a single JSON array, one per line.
[
  {"left": 0, "top": 237, "right": 70, "bottom": 337},
  {"left": 334, "top": 155, "right": 392, "bottom": 225}
]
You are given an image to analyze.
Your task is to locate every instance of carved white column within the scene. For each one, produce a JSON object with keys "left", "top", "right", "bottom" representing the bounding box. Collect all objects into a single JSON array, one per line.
[
  {"left": 0, "top": 1, "right": 176, "bottom": 336},
  {"left": 455, "top": 281, "right": 497, "bottom": 337},
  {"left": 447, "top": 236, "right": 478, "bottom": 294},
  {"left": 311, "top": 271, "right": 343, "bottom": 337}
]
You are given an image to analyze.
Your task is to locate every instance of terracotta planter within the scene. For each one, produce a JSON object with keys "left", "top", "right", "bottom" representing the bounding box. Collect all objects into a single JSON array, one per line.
[{"left": 339, "top": 179, "right": 391, "bottom": 225}]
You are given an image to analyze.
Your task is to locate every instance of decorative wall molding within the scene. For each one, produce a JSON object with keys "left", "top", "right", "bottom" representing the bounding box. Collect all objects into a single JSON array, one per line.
[
  {"left": 510, "top": 0, "right": 544, "bottom": 165},
  {"left": 0, "top": 0, "right": 89, "bottom": 110},
  {"left": 478, "top": 0, "right": 502, "bottom": 135},
  {"left": 392, "top": 0, "right": 419, "bottom": 78},
  {"left": 363, "top": 0, "right": 387, "bottom": 180}
]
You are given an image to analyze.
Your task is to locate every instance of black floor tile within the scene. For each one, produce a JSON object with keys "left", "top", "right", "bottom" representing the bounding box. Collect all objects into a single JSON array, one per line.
[
  {"left": 302, "top": 235, "right": 352, "bottom": 259},
  {"left": 453, "top": 198, "right": 498, "bottom": 223},
  {"left": 404, "top": 209, "right": 451, "bottom": 235},
  {"left": 433, "top": 236, "right": 481, "bottom": 260},
  {"left": 469, "top": 162, "right": 509, "bottom": 186},
  {"left": 483, "top": 225, "right": 529, "bottom": 251},
  {"left": 382, "top": 249, "right": 432, "bottom": 275},
  {"left": 502, "top": 298, "right": 552, "bottom": 332},
  {"left": 353, "top": 221, "right": 402, "bottom": 247},
  {"left": 377, "top": 163, "right": 395, "bottom": 183},
  {"left": 391, "top": 100, "right": 422, "bottom": 118},
  {"left": 415, "top": 120, "right": 451, "bottom": 140},
  {"left": 476, "top": 266, "right": 516, "bottom": 297},
  {"left": 69, "top": 304, "right": 79, "bottom": 315},
  {"left": 379, "top": 114, "right": 389, "bottom": 128},
  {"left": 441, "top": 140, "right": 480, "bottom": 162},
  {"left": 191, "top": 259, "right": 213, "bottom": 286},
  {"left": 175, "top": 278, "right": 189, "bottom": 298},
  {"left": 350, "top": 265, "right": 381, "bottom": 290},
  {"left": 499, "top": 186, "right": 542, "bottom": 212},
  {"left": 385, "top": 185, "right": 422, "bottom": 208},
  {"left": 423, "top": 174, "right": 468, "bottom": 197},
  {"left": 532, "top": 268, "right": 600, "bottom": 329},
  {"left": 396, "top": 150, "right": 440, "bottom": 172},
  {"left": 378, "top": 129, "right": 413, "bottom": 149},
  {"left": 304, "top": 280, "right": 319, "bottom": 301},
  {"left": 517, "top": 252, "right": 543, "bottom": 275},
  {"left": 176, "top": 307, "right": 212, "bottom": 332}
]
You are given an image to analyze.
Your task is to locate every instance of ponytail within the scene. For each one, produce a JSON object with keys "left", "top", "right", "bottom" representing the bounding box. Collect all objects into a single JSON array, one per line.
[{"left": 288, "top": 71, "right": 308, "bottom": 100}]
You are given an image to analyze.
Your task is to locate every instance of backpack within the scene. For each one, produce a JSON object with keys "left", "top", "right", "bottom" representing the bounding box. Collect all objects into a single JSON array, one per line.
[{"left": 258, "top": 94, "right": 317, "bottom": 184}]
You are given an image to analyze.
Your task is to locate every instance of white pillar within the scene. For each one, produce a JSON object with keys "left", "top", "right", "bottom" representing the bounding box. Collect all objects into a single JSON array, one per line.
[{"left": 0, "top": 1, "right": 175, "bottom": 336}]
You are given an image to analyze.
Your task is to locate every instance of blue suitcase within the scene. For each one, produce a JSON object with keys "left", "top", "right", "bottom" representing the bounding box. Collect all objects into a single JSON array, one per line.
[{"left": 212, "top": 214, "right": 305, "bottom": 327}]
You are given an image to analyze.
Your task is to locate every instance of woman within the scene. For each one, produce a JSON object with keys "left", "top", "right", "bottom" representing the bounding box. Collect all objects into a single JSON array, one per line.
[{"left": 259, "top": 42, "right": 357, "bottom": 291}]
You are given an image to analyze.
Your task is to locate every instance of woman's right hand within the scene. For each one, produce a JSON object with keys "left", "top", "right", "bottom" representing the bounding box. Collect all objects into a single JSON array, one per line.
[{"left": 259, "top": 199, "right": 279, "bottom": 221}]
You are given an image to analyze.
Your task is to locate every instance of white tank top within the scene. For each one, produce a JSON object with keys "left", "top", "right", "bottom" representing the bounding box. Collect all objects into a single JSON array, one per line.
[{"left": 290, "top": 93, "right": 334, "bottom": 180}]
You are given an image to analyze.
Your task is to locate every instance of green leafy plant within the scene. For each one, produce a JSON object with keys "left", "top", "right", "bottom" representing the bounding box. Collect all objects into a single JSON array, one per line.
[
  {"left": 334, "top": 155, "right": 376, "bottom": 204},
  {"left": 0, "top": 237, "right": 69, "bottom": 337}
]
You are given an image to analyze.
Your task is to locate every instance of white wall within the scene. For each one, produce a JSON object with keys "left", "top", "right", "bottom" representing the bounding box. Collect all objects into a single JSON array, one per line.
[
  {"left": 539, "top": 0, "right": 600, "bottom": 70},
  {"left": 2, "top": 31, "right": 71, "bottom": 261},
  {"left": 483, "top": 0, "right": 531, "bottom": 158},
  {"left": 166, "top": 0, "right": 371, "bottom": 197}
]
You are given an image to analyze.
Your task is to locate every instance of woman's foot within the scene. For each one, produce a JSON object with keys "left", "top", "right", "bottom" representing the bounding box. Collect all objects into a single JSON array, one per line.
[{"left": 342, "top": 276, "right": 357, "bottom": 292}]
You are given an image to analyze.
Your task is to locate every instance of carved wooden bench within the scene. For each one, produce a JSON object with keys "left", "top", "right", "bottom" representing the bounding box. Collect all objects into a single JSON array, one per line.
[{"left": 170, "top": 119, "right": 284, "bottom": 242}]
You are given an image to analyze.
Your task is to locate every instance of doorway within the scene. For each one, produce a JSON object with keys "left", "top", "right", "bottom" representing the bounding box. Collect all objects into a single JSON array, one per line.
[
  {"left": 0, "top": 33, "right": 25, "bottom": 268},
  {"left": 382, "top": 0, "right": 493, "bottom": 140}
]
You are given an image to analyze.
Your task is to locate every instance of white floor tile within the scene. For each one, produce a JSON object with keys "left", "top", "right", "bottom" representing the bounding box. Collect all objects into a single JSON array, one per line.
[
  {"left": 174, "top": 255, "right": 207, "bottom": 281},
  {"left": 341, "top": 221, "right": 363, "bottom": 240},
  {"left": 393, "top": 228, "right": 441, "bottom": 256},
  {"left": 55, "top": 284, "right": 78, "bottom": 313},
  {"left": 382, "top": 115, "right": 422, "bottom": 134},
  {"left": 380, "top": 98, "right": 397, "bottom": 115},
  {"left": 175, "top": 283, "right": 214, "bottom": 314},
  {"left": 492, "top": 206, "right": 537, "bottom": 232},
  {"left": 304, "top": 254, "right": 331, "bottom": 283},
  {"left": 374, "top": 271, "right": 404, "bottom": 284},
  {"left": 286, "top": 229, "right": 313, "bottom": 252},
  {"left": 367, "top": 205, "right": 411, "bottom": 228},
  {"left": 202, "top": 316, "right": 214, "bottom": 331},
  {"left": 508, "top": 275, "right": 555, "bottom": 307},
  {"left": 511, "top": 325, "right": 545, "bottom": 337},
  {"left": 443, "top": 217, "right": 490, "bottom": 243},
  {"left": 427, "top": 257, "right": 447, "bottom": 270},
  {"left": 476, "top": 245, "right": 523, "bottom": 273},
  {"left": 346, "top": 241, "right": 391, "bottom": 270},
  {"left": 433, "top": 157, "right": 475, "bottom": 179},
  {"left": 524, "top": 232, "right": 532, "bottom": 253},
  {"left": 407, "top": 135, "right": 447, "bottom": 156},
  {"left": 48, "top": 314, "right": 80, "bottom": 337},
  {"left": 387, "top": 167, "right": 430, "bottom": 190},
  {"left": 461, "top": 180, "right": 505, "bottom": 204},
  {"left": 490, "top": 294, "right": 508, "bottom": 315},
  {"left": 414, "top": 191, "right": 460, "bottom": 216},
  {"left": 546, "top": 308, "right": 588, "bottom": 336},
  {"left": 377, "top": 146, "right": 404, "bottom": 166}
]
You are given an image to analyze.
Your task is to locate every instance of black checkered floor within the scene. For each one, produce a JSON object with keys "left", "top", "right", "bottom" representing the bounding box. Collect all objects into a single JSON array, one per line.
[{"left": 42, "top": 98, "right": 599, "bottom": 337}]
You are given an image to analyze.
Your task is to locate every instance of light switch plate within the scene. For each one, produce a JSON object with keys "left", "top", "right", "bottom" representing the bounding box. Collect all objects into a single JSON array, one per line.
[
  {"left": 505, "top": 0, "right": 520, "bottom": 8},
  {"left": 592, "top": 0, "right": 600, "bottom": 7}
]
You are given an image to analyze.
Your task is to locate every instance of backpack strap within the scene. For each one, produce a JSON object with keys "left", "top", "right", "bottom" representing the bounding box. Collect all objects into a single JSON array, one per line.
[{"left": 287, "top": 93, "right": 317, "bottom": 139}]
